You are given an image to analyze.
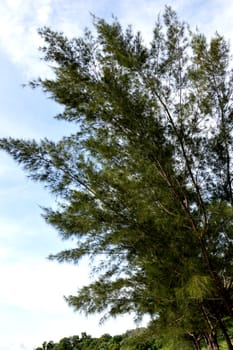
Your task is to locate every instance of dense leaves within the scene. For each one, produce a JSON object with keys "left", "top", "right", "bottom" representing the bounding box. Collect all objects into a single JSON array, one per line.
[
  {"left": 34, "top": 329, "right": 159, "bottom": 350},
  {"left": 1, "top": 6, "right": 233, "bottom": 350}
]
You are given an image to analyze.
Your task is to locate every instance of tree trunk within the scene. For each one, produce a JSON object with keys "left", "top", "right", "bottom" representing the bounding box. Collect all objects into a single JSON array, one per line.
[
  {"left": 192, "top": 337, "right": 202, "bottom": 350},
  {"left": 218, "top": 318, "right": 233, "bottom": 350},
  {"left": 201, "top": 306, "right": 220, "bottom": 350},
  {"left": 205, "top": 332, "right": 220, "bottom": 350}
]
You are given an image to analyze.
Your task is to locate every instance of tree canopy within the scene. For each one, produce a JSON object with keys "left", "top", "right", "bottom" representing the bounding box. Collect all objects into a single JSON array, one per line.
[
  {"left": 1, "top": 6, "right": 233, "bottom": 350},
  {"left": 35, "top": 329, "right": 159, "bottom": 350}
]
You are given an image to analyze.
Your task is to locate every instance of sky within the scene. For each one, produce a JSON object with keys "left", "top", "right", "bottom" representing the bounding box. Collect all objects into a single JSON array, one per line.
[{"left": 0, "top": 1, "right": 233, "bottom": 349}]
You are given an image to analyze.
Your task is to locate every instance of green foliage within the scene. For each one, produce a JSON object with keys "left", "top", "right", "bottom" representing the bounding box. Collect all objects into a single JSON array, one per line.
[
  {"left": 35, "top": 329, "right": 158, "bottom": 350},
  {"left": 2, "top": 6, "right": 233, "bottom": 350}
]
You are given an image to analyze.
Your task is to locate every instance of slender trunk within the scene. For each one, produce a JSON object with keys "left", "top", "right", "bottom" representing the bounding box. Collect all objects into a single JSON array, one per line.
[
  {"left": 205, "top": 332, "right": 220, "bottom": 350},
  {"left": 201, "top": 306, "right": 220, "bottom": 350},
  {"left": 192, "top": 337, "right": 202, "bottom": 350},
  {"left": 218, "top": 318, "right": 233, "bottom": 350}
]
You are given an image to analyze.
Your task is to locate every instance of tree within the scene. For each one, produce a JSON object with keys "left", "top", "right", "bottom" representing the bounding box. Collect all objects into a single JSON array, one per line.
[
  {"left": 34, "top": 329, "right": 158, "bottom": 350},
  {"left": 1, "top": 6, "right": 233, "bottom": 349}
]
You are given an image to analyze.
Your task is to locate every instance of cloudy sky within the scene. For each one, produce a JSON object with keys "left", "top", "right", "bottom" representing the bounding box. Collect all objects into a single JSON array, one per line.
[{"left": 0, "top": 1, "right": 233, "bottom": 349}]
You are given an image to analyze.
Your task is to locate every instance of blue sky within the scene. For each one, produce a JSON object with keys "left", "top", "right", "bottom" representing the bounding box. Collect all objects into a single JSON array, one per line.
[{"left": 0, "top": 1, "right": 233, "bottom": 349}]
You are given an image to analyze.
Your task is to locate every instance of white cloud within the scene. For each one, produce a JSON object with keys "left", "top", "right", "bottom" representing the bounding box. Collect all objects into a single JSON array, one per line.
[
  {"left": 0, "top": 257, "right": 142, "bottom": 350},
  {"left": 0, "top": 246, "right": 11, "bottom": 260},
  {"left": 36, "top": 2, "right": 52, "bottom": 23},
  {"left": 0, "top": 0, "right": 233, "bottom": 80},
  {"left": 0, "top": 0, "right": 99, "bottom": 78},
  {"left": 0, "top": 259, "right": 90, "bottom": 311},
  {"left": 0, "top": 0, "right": 54, "bottom": 77}
]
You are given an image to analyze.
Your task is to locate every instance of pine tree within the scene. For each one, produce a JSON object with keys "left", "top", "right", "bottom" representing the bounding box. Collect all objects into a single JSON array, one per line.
[{"left": 1, "top": 6, "right": 233, "bottom": 349}]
